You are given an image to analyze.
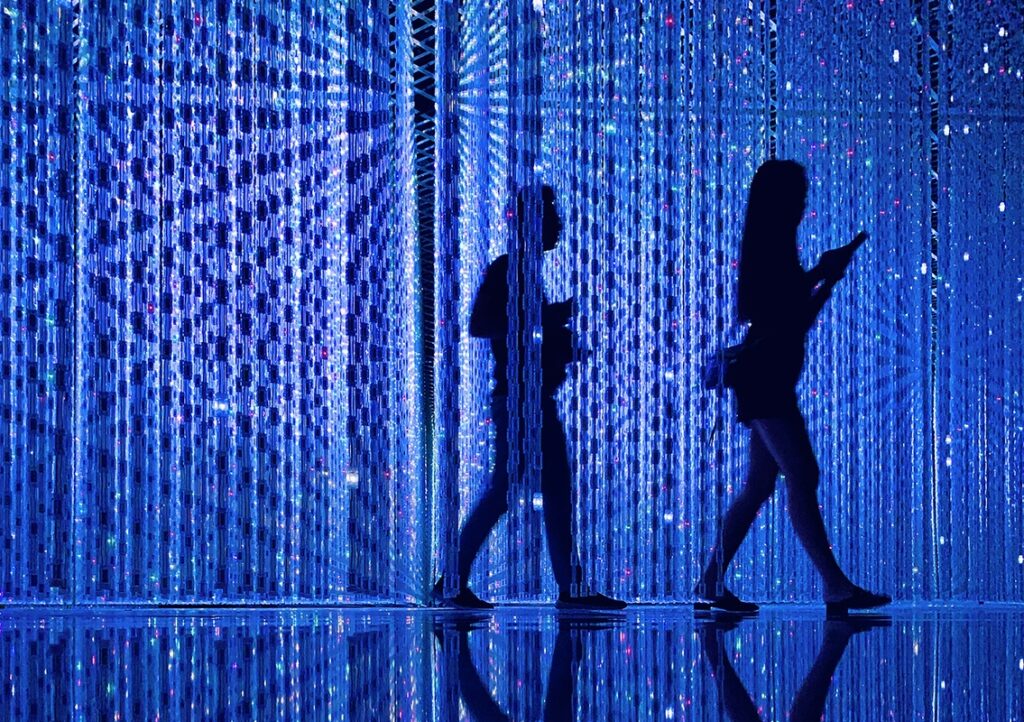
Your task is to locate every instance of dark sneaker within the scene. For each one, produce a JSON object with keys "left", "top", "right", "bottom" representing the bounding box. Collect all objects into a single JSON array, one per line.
[
  {"left": 693, "top": 587, "right": 759, "bottom": 614},
  {"left": 430, "top": 578, "right": 495, "bottom": 610},
  {"left": 825, "top": 586, "right": 891, "bottom": 616},
  {"left": 449, "top": 587, "right": 495, "bottom": 610},
  {"left": 555, "top": 592, "right": 627, "bottom": 611}
]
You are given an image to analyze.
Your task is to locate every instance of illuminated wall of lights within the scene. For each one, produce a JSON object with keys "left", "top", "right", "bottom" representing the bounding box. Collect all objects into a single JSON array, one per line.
[
  {"left": 0, "top": 0, "right": 422, "bottom": 603},
  {"left": 1, "top": 0, "right": 1021, "bottom": 606},
  {"left": 438, "top": 0, "right": 1023, "bottom": 602}
]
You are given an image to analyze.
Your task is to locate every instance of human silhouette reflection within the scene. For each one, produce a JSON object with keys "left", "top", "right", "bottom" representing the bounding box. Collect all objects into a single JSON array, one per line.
[
  {"left": 433, "top": 185, "right": 624, "bottom": 611},
  {"left": 696, "top": 160, "right": 891, "bottom": 615},
  {"left": 433, "top": 611, "right": 622, "bottom": 722},
  {"left": 433, "top": 614, "right": 511, "bottom": 721},
  {"left": 698, "top": 615, "right": 890, "bottom": 722}
]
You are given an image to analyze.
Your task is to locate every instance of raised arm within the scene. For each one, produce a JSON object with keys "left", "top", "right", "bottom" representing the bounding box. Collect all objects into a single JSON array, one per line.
[{"left": 802, "top": 231, "right": 869, "bottom": 330}]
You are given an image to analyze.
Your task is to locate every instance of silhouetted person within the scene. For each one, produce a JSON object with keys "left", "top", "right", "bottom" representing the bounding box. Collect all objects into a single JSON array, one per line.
[
  {"left": 433, "top": 184, "right": 625, "bottom": 611},
  {"left": 696, "top": 160, "right": 891, "bottom": 614},
  {"left": 698, "top": 614, "right": 890, "bottom": 722}
]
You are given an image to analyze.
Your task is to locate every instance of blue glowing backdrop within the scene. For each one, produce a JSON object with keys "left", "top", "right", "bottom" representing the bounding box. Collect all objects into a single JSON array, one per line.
[
  {"left": 435, "top": 0, "right": 1023, "bottom": 603},
  {"left": 1, "top": 0, "right": 423, "bottom": 603},
  {"left": 0, "top": 0, "right": 1021, "bottom": 604}
]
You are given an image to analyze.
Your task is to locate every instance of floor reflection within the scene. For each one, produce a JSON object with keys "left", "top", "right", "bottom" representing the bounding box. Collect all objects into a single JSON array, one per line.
[{"left": 1, "top": 605, "right": 1021, "bottom": 721}]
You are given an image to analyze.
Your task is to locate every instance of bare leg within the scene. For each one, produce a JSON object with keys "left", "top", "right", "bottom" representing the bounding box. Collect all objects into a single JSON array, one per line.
[
  {"left": 750, "top": 413, "right": 855, "bottom": 600},
  {"left": 699, "top": 430, "right": 779, "bottom": 594}
]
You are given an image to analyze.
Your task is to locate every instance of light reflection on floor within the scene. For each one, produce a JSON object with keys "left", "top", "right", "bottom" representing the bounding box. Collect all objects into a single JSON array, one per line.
[{"left": 1, "top": 604, "right": 1021, "bottom": 721}]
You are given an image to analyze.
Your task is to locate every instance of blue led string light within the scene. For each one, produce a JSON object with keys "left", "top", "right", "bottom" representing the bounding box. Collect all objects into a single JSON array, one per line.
[
  {"left": 2, "top": 0, "right": 421, "bottom": 604},
  {"left": 0, "top": 0, "right": 1020, "bottom": 605},
  {"left": 443, "top": 0, "right": 1023, "bottom": 602}
]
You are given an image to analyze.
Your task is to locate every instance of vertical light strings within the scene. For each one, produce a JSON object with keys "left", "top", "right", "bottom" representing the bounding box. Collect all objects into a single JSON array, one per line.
[
  {"left": 0, "top": 0, "right": 1020, "bottom": 604},
  {"left": 443, "top": 0, "right": 1023, "bottom": 602},
  {"left": 1, "top": 0, "right": 421, "bottom": 604},
  {"left": 0, "top": 1, "right": 78, "bottom": 601}
]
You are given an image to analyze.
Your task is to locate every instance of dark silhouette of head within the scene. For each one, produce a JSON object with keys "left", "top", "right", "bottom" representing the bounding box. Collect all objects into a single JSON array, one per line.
[
  {"left": 737, "top": 160, "right": 808, "bottom": 321},
  {"left": 517, "top": 183, "right": 564, "bottom": 252}
]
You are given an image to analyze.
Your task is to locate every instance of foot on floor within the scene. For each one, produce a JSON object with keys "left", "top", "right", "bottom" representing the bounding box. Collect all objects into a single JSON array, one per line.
[
  {"left": 825, "top": 585, "right": 891, "bottom": 616},
  {"left": 693, "top": 586, "right": 759, "bottom": 615},
  {"left": 430, "top": 578, "right": 495, "bottom": 610}
]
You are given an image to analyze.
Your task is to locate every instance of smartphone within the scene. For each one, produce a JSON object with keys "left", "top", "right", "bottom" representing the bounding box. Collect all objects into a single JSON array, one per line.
[{"left": 845, "top": 231, "right": 869, "bottom": 253}]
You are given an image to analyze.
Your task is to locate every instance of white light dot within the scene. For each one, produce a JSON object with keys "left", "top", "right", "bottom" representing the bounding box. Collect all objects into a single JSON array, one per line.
[
  {"left": 785, "top": 81, "right": 793, "bottom": 91},
  {"left": 945, "top": 457, "right": 952, "bottom": 467},
  {"left": 998, "top": 201, "right": 1005, "bottom": 212},
  {"left": 920, "top": 262, "right": 928, "bottom": 275},
  {"left": 963, "top": 124, "right": 970, "bottom": 134},
  {"left": 939, "top": 535, "right": 946, "bottom": 545},
  {"left": 1018, "top": 554, "right": 1024, "bottom": 564},
  {"left": 943, "top": 124, "right": 950, "bottom": 136},
  {"left": 892, "top": 49, "right": 900, "bottom": 62},
  {"left": 963, "top": 252, "right": 970, "bottom": 261},
  {"left": 983, "top": 62, "right": 990, "bottom": 74},
  {"left": 532, "top": 493, "right": 544, "bottom": 510},
  {"left": 999, "top": 27, "right": 1006, "bottom": 37}
]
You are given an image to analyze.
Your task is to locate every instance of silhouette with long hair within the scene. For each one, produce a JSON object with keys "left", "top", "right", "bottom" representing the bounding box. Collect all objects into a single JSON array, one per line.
[
  {"left": 695, "top": 160, "right": 891, "bottom": 615},
  {"left": 433, "top": 184, "right": 625, "bottom": 611},
  {"left": 698, "top": 614, "right": 890, "bottom": 722}
]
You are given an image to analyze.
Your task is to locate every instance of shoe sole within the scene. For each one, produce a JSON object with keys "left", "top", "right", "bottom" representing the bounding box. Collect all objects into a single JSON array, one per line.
[
  {"left": 555, "top": 602, "right": 627, "bottom": 611},
  {"left": 825, "top": 598, "right": 891, "bottom": 617},
  {"left": 693, "top": 601, "right": 759, "bottom": 615}
]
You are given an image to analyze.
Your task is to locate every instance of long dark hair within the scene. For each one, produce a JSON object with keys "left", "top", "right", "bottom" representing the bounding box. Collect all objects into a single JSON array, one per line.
[{"left": 737, "top": 160, "right": 808, "bottom": 322}]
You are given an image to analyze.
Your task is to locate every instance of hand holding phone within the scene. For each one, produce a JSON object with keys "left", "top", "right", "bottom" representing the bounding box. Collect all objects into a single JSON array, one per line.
[{"left": 818, "top": 231, "right": 869, "bottom": 282}]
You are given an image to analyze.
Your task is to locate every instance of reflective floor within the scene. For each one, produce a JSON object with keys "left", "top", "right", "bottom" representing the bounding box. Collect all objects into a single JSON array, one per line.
[{"left": 1, "top": 604, "right": 1022, "bottom": 721}]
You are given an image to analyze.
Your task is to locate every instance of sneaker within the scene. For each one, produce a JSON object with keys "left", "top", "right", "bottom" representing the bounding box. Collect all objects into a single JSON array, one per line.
[
  {"left": 693, "top": 587, "right": 759, "bottom": 614},
  {"left": 430, "top": 577, "right": 495, "bottom": 610},
  {"left": 555, "top": 592, "right": 627, "bottom": 611},
  {"left": 825, "top": 585, "right": 891, "bottom": 616}
]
